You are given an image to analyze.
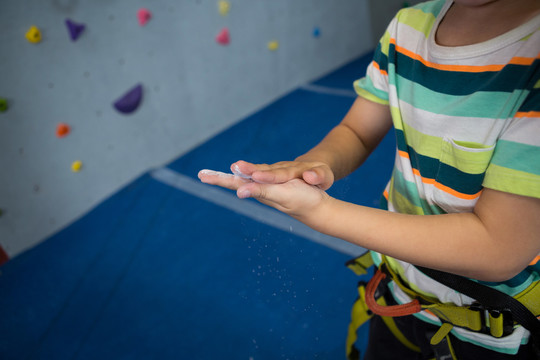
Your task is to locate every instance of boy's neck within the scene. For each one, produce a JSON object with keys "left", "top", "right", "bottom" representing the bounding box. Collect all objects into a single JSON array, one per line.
[{"left": 436, "top": 0, "right": 540, "bottom": 47}]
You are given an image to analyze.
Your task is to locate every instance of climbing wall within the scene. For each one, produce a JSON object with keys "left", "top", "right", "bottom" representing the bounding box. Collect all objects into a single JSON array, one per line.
[{"left": 0, "top": 0, "right": 373, "bottom": 260}]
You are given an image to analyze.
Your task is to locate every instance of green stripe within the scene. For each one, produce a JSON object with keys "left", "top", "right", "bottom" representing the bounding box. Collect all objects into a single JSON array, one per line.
[
  {"left": 400, "top": 121, "right": 442, "bottom": 158},
  {"left": 394, "top": 48, "right": 535, "bottom": 96},
  {"left": 379, "top": 30, "right": 391, "bottom": 57},
  {"left": 394, "top": 75, "right": 527, "bottom": 118},
  {"left": 440, "top": 139, "right": 494, "bottom": 175},
  {"left": 389, "top": 178, "right": 425, "bottom": 215},
  {"left": 354, "top": 78, "right": 389, "bottom": 104},
  {"left": 391, "top": 167, "right": 445, "bottom": 215},
  {"left": 395, "top": 129, "right": 486, "bottom": 195},
  {"left": 478, "top": 272, "right": 540, "bottom": 296},
  {"left": 491, "top": 140, "right": 540, "bottom": 175},
  {"left": 411, "top": 0, "right": 446, "bottom": 17},
  {"left": 518, "top": 88, "right": 540, "bottom": 112},
  {"left": 397, "top": 122, "right": 494, "bottom": 175},
  {"left": 397, "top": 7, "right": 437, "bottom": 38},
  {"left": 484, "top": 164, "right": 540, "bottom": 198}
]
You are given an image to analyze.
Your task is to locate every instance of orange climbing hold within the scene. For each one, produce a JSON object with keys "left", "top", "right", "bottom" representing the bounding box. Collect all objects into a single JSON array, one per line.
[{"left": 56, "top": 123, "right": 71, "bottom": 138}]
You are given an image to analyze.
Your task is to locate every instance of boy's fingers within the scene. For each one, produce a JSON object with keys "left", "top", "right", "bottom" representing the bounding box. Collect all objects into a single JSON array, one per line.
[
  {"left": 237, "top": 183, "right": 285, "bottom": 206},
  {"left": 303, "top": 166, "right": 334, "bottom": 190},
  {"left": 232, "top": 160, "right": 334, "bottom": 189},
  {"left": 198, "top": 169, "right": 250, "bottom": 190}
]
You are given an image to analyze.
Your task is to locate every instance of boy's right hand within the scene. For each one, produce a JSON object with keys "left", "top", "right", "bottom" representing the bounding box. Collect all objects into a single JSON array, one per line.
[{"left": 231, "top": 160, "right": 335, "bottom": 190}]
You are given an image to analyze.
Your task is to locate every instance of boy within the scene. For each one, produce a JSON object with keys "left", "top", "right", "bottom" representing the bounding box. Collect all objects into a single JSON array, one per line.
[{"left": 199, "top": 0, "right": 540, "bottom": 358}]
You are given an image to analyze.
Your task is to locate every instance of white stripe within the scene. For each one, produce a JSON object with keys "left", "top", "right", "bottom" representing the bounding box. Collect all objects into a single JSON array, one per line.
[
  {"left": 300, "top": 84, "right": 357, "bottom": 98},
  {"left": 150, "top": 167, "right": 366, "bottom": 257}
]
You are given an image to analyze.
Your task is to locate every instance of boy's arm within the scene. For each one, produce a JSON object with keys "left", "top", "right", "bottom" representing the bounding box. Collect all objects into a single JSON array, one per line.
[
  {"left": 243, "top": 179, "right": 540, "bottom": 282},
  {"left": 231, "top": 96, "right": 393, "bottom": 190}
]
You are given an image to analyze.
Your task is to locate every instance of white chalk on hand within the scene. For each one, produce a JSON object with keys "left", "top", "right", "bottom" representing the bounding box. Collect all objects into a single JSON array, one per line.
[
  {"left": 199, "top": 168, "right": 253, "bottom": 181},
  {"left": 231, "top": 164, "right": 253, "bottom": 180},
  {"left": 199, "top": 169, "right": 234, "bottom": 178}
]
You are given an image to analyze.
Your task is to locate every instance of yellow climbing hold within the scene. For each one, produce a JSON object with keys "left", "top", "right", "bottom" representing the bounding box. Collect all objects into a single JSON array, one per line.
[
  {"left": 268, "top": 40, "right": 279, "bottom": 51},
  {"left": 218, "top": 0, "right": 230, "bottom": 16},
  {"left": 71, "top": 160, "right": 83, "bottom": 172},
  {"left": 25, "top": 25, "right": 42, "bottom": 43}
]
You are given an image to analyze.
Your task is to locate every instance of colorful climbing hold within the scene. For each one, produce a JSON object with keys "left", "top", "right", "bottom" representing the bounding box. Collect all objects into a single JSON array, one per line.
[
  {"left": 313, "top": 27, "right": 321, "bottom": 38},
  {"left": 71, "top": 160, "right": 82, "bottom": 172},
  {"left": 25, "top": 25, "right": 41, "bottom": 43},
  {"left": 218, "top": 1, "right": 230, "bottom": 16},
  {"left": 216, "top": 27, "right": 230, "bottom": 45},
  {"left": 137, "top": 8, "right": 152, "bottom": 26},
  {"left": 268, "top": 40, "right": 279, "bottom": 51},
  {"left": 56, "top": 123, "right": 70, "bottom": 138},
  {"left": 65, "top": 19, "right": 85, "bottom": 41},
  {"left": 0, "top": 98, "right": 8, "bottom": 113},
  {"left": 113, "top": 84, "right": 143, "bottom": 114}
]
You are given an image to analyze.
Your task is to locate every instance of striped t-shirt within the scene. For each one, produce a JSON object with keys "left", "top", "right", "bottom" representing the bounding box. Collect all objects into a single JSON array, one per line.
[{"left": 354, "top": 0, "right": 540, "bottom": 354}]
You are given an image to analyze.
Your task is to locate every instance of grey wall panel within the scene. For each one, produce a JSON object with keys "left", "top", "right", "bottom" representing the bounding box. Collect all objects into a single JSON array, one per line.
[{"left": 0, "top": 0, "right": 373, "bottom": 258}]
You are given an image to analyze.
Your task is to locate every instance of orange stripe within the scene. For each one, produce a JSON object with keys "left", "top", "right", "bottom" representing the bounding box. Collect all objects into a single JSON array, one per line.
[
  {"left": 390, "top": 38, "right": 536, "bottom": 73},
  {"left": 398, "top": 150, "right": 410, "bottom": 159},
  {"left": 515, "top": 111, "right": 540, "bottom": 118},
  {"left": 383, "top": 189, "right": 389, "bottom": 200},
  {"left": 530, "top": 255, "right": 540, "bottom": 266},
  {"left": 371, "top": 60, "right": 388, "bottom": 76},
  {"left": 509, "top": 56, "right": 537, "bottom": 66},
  {"left": 411, "top": 168, "right": 482, "bottom": 201}
]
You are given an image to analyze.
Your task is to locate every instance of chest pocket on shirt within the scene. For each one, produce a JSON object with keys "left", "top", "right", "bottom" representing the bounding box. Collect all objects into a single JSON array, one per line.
[{"left": 432, "top": 137, "right": 495, "bottom": 213}]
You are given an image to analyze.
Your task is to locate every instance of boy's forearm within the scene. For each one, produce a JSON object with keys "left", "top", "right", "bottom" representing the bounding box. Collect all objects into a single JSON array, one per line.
[
  {"left": 295, "top": 124, "right": 370, "bottom": 181},
  {"left": 300, "top": 194, "right": 535, "bottom": 282},
  {"left": 295, "top": 96, "right": 393, "bottom": 181}
]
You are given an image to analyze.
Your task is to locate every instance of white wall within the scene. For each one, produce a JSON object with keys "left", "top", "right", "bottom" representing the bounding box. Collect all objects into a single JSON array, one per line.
[{"left": 0, "top": 0, "right": 373, "bottom": 258}]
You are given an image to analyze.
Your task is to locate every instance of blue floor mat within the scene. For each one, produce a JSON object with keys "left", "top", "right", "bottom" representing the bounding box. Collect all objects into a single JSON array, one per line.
[{"left": 0, "top": 52, "right": 392, "bottom": 360}]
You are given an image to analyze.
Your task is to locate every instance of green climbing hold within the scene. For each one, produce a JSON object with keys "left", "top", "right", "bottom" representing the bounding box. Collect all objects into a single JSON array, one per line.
[{"left": 0, "top": 98, "right": 8, "bottom": 112}]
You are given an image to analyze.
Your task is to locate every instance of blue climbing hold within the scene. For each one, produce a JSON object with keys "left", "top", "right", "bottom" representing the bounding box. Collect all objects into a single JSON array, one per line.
[
  {"left": 113, "top": 84, "right": 143, "bottom": 114},
  {"left": 65, "top": 18, "right": 86, "bottom": 41},
  {"left": 313, "top": 27, "right": 321, "bottom": 38}
]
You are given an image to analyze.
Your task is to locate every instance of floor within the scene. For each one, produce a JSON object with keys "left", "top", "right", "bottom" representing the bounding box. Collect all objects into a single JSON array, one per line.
[{"left": 0, "top": 52, "right": 396, "bottom": 360}]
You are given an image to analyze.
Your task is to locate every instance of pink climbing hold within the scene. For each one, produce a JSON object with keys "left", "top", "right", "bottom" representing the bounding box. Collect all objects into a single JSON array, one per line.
[
  {"left": 65, "top": 19, "right": 85, "bottom": 41},
  {"left": 216, "top": 27, "right": 230, "bottom": 45},
  {"left": 113, "top": 84, "right": 143, "bottom": 114},
  {"left": 137, "top": 8, "right": 152, "bottom": 26}
]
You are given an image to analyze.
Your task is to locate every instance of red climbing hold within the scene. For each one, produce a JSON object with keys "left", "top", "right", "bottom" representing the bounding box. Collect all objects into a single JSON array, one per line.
[
  {"left": 113, "top": 84, "right": 143, "bottom": 114},
  {"left": 216, "top": 27, "right": 230, "bottom": 45},
  {"left": 137, "top": 8, "right": 152, "bottom": 26}
]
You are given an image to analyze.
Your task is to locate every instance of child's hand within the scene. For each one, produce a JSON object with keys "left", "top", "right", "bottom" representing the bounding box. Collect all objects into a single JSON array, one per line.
[
  {"left": 198, "top": 168, "right": 331, "bottom": 221},
  {"left": 231, "top": 160, "right": 335, "bottom": 190}
]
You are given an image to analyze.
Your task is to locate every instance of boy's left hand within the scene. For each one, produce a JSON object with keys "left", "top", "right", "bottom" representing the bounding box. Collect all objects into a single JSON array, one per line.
[{"left": 198, "top": 169, "right": 330, "bottom": 221}]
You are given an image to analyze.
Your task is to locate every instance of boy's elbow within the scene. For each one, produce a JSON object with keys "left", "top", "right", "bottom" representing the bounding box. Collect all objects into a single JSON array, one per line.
[{"left": 473, "top": 254, "right": 530, "bottom": 283}]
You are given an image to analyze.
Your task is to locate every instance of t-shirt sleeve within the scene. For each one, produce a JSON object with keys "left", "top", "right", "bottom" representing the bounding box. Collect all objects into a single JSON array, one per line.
[
  {"left": 353, "top": 17, "right": 397, "bottom": 105},
  {"left": 483, "top": 80, "right": 540, "bottom": 199}
]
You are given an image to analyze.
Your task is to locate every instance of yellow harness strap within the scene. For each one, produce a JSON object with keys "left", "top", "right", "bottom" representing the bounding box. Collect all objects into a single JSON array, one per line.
[{"left": 346, "top": 252, "right": 540, "bottom": 359}]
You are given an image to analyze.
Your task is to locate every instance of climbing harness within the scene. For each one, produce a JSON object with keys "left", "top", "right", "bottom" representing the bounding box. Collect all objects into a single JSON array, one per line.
[{"left": 345, "top": 252, "right": 540, "bottom": 360}]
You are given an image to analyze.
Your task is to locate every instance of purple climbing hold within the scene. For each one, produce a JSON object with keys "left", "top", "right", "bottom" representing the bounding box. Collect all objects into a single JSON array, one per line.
[
  {"left": 113, "top": 84, "right": 143, "bottom": 114},
  {"left": 65, "top": 18, "right": 86, "bottom": 41}
]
